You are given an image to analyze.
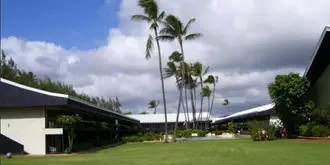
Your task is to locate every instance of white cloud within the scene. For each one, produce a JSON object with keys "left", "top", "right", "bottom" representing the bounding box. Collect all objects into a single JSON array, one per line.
[{"left": 1, "top": 0, "right": 330, "bottom": 115}]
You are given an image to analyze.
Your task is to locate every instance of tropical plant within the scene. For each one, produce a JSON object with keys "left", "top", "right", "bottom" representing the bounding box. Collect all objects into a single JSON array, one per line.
[
  {"left": 204, "top": 75, "right": 218, "bottom": 120},
  {"left": 132, "top": 0, "right": 169, "bottom": 142},
  {"left": 191, "top": 62, "right": 209, "bottom": 128},
  {"left": 201, "top": 86, "right": 212, "bottom": 126},
  {"left": 148, "top": 100, "right": 160, "bottom": 114},
  {"left": 222, "top": 99, "right": 230, "bottom": 114},
  {"left": 159, "top": 14, "right": 202, "bottom": 129},
  {"left": 57, "top": 114, "right": 82, "bottom": 153}
]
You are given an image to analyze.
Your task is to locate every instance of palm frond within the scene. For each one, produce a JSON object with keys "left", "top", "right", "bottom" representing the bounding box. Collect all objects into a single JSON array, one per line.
[
  {"left": 145, "top": 35, "right": 154, "bottom": 59},
  {"left": 185, "top": 33, "right": 203, "bottom": 40},
  {"left": 149, "top": 22, "right": 158, "bottom": 30},
  {"left": 169, "top": 51, "right": 182, "bottom": 62},
  {"left": 159, "top": 26, "right": 177, "bottom": 37},
  {"left": 131, "top": 14, "right": 151, "bottom": 22},
  {"left": 203, "top": 66, "right": 210, "bottom": 75},
  {"left": 138, "top": 0, "right": 158, "bottom": 19},
  {"left": 183, "top": 18, "right": 196, "bottom": 35},
  {"left": 158, "top": 11, "right": 165, "bottom": 21},
  {"left": 157, "top": 35, "right": 175, "bottom": 42},
  {"left": 165, "top": 15, "right": 183, "bottom": 34}
]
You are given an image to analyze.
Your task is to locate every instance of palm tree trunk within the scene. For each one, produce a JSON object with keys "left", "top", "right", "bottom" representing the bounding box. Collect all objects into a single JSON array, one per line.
[
  {"left": 154, "top": 29, "right": 168, "bottom": 143},
  {"left": 179, "top": 41, "right": 196, "bottom": 129},
  {"left": 196, "top": 76, "right": 204, "bottom": 129},
  {"left": 173, "top": 86, "right": 183, "bottom": 142},
  {"left": 209, "top": 83, "right": 216, "bottom": 121},
  {"left": 207, "top": 96, "right": 210, "bottom": 129},
  {"left": 189, "top": 88, "right": 196, "bottom": 128},
  {"left": 181, "top": 93, "right": 188, "bottom": 129}
]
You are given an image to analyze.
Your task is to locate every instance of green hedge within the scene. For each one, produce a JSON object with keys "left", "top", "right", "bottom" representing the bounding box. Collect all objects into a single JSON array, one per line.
[
  {"left": 123, "top": 133, "right": 162, "bottom": 143},
  {"left": 299, "top": 122, "right": 330, "bottom": 137}
]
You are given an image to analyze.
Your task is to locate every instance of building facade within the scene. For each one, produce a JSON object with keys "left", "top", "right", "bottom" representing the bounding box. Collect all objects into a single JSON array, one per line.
[{"left": 0, "top": 78, "right": 140, "bottom": 155}]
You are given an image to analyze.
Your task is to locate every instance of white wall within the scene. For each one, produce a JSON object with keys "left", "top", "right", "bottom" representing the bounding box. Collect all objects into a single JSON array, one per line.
[{"left": 0, "top": 107, "right": 46, "bottom": 155}]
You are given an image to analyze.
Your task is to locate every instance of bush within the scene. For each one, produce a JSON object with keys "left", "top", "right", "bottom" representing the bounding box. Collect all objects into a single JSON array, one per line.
[
  {"left": 311, "top": 125, "right": 330, "bottom": 137},
  {"left": 123, "top": 136, "right": 143, "bottom": 143},
  {"left": 142, "top": 132, "right": 161, "bottom": 141},
  {"left": 299, "top": 125, "right": 310, "bottom": 136},
  {"left": 228, "top": 122, "right": 236, "bottom": 133},
  {"left": 247, "top": 120, "right": 276, "bottom": 141},
  {"left": 212, "top": 130, "right": 224, "bottom": 135}
]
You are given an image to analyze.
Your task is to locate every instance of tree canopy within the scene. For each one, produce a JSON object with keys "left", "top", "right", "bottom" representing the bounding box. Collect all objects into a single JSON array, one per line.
[{"left": 0, "top": 50, "right": 122, "bottom": 113}]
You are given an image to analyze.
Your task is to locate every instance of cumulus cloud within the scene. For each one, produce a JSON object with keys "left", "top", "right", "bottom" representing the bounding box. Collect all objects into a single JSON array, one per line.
[{"left": 1, "top": 0, "right": 330, "bottom": 115}]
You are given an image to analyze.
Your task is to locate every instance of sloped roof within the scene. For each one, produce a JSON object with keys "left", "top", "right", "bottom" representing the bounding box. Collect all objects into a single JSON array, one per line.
[
  {"left": 128, "top": 112, "right": 210, "bottom": 123},
  {"left": 0, "top": 78, "right": 139, "bottom": 123},
  {"left": 214, "top": 104, "right": 274, "bottom": 123},
  {"left": 304, "top": 26, "right": 330, "bottom": 84}
]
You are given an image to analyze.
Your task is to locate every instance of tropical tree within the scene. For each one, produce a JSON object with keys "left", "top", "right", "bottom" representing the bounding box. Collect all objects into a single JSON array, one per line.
[
  {"left": 222, "top": 99, "right": 230, "bottom": 114},
  {"left": 57, "top": 114, "right": 82, "bottom": 153},
  {"left": 132, "top": 0, "right": 169, "bottom": 142},
  {"left": 140, "top": 112, "right": 149, "bottom": 115},
  {"left": 148, "top": 100, "right": 160, "bottom": 114},
  {"left": 191, "top": 62, "right": 209, "bottom": 127},
  {"left": 202, "top": 86, "right": 212, "bottom": 128},
  {"left": 158, "top": 15, "right": 202, "bottom": 129},
  {"left": 204, "top": 75, "right": 218, "bottom": 120},
  {"left": 164, "top": 52, "right": 188, "bottom": 141}
]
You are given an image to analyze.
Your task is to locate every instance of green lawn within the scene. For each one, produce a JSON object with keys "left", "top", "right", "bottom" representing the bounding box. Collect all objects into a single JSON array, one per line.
[{"left": 2, "top": 140, "right": 330, "bottom": 165}]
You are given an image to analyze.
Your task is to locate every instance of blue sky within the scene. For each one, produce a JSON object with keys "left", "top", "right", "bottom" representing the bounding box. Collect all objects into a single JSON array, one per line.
[{"left": 1, "top": 0, "right": 121, "bottom": 50}]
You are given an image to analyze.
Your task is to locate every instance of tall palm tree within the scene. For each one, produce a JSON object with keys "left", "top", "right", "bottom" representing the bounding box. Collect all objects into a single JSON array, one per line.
[
  {"left": 191, "top": 62, "right": 209, "bottom": 128},
  {"left": 222, "top": 99, "right": 230, "bottom": 114},
  {"left": 132, "top": 0, "right": 169, "bottom": 142},
  {"left": 158, "top": 15, "right": 202, "bottom": 128},
  {"left": 148, "top": 100, "right": 160, "bottom": 114},
  {"left": 201, "top": 86, "right": 212, "bottom": 129},
  {"left": 204, "top": 75, "right": 218, "bottom": 121}
]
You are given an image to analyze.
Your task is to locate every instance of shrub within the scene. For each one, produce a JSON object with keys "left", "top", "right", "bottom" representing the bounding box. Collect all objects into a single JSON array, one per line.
[
  {"left": 247, "top": 120, "right": 276, "bottom": 141},
  {"left": 299, "top": 125, "right": 310, "bottom": 136},
  {"left": 212, "top": 130, "right": 224, "bottom": 135},
  {"left": 311, "top": 125, "right": 330, "bottom": 137},
  {"left": 176, "top": 129, "right": 207, "bottom": 138},
  {"left": 142, "top": 132, "right": 161, "bottom": 141},
  {"left": 123, "top": 136, "right": 143, "bottom": 143},
  {"left": 228, "top": 122, "right": 236, "bottom": 133}
]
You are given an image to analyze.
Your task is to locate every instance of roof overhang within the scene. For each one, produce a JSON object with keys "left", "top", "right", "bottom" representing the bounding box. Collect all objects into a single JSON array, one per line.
[
  {"left": 303, "top": 26, "right": 330, "bottom": 84},
  {"left": 0, "top": 78, "right": 139, "bottom": 123}
]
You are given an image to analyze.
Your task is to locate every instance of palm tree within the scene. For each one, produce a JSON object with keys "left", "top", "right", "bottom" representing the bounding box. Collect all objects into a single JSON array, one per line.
[
  {"left": 158, "top": 15, "right": 202, "bottom": 128},
  {"left": 201, "top": 86, "right": 212, "bottom": 129},
  {"left": 204, "top": 75, "right": 218, "bottom": 121},
  {"left": 132, "top": 0, "right": 169, "bottom": 142},
  {"left": 222, "top": 99, "right": 230, "bottom": 114},
  {"left": 164, "top": 52, "right": 188, "bottom": 141},
  {"left": 191, "top": 62, "right": 209, "bottom": 128},
  {"left": 148, "top": 100, "right": 160, "bottom": 114}
]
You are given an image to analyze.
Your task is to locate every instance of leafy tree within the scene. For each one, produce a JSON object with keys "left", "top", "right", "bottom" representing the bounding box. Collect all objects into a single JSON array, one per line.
[
  {"left": 159, "top": 15, "right": 202, "bottom": 129},
  {"left": 0, "top": 50, "right": 122, "bottom": 113},
  {"left": 140, "top": 112, "right": 149, "bottom": 115},
  {"left": 57, "top": 114, "right": 82, "bottom": 153},
  {"left": 132, "top": 0, "right": 169, "bottom": 142},
  {"left": 222, "top": 99, "right": 230, "bottom": 114},
  {"left": 268, "top": 73, "right": 314, "bottom": 136}
]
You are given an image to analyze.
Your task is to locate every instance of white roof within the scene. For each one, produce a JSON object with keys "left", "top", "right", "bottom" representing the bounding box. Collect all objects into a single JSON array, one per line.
[
  {"left": 214, "top": 104, "right": 274, "bottom": 123},
  {"left": 128, "top": 112, "right": 210, "bottom": 123},
  {"left": 0, "top": 78, "right": 138, "bottom": 122}
]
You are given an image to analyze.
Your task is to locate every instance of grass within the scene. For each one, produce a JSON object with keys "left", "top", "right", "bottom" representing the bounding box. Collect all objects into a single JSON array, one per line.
[{"left": 2, "top": 139, "right": 330, "bottom": 165}]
